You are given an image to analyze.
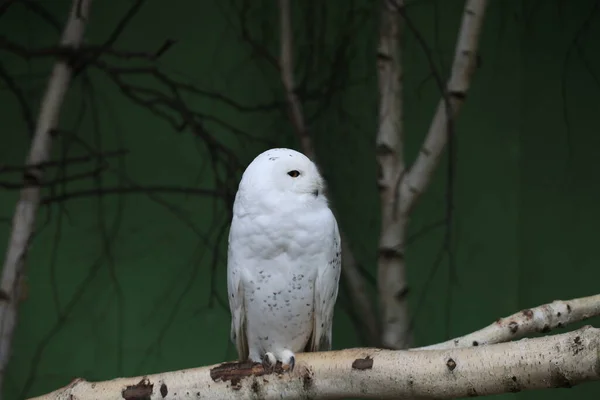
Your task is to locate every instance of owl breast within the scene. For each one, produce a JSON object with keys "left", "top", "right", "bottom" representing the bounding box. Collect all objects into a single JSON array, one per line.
[{"left": 235, "top": 208, "right": 330, "bottom": 360}]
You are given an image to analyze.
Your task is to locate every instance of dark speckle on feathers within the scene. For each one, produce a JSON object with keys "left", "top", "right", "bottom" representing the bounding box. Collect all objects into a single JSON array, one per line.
[{"left": 228, "top": 147, "right": 341, "bottom": 369}]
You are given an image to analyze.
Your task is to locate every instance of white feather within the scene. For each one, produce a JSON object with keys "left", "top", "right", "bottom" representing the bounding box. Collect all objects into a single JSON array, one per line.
[{"left": 227, "top": 148, "right": 341, "bottom": 364}]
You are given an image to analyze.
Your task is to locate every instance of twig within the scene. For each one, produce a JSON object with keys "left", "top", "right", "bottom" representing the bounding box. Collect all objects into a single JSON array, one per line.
[
  {"left": 340, "top": 239, "right": 380, "bottom": 345},
  {"left": 0, "top": 0, "right": 93, "bottom": 393},
  {"left": 0, "top": 149, "right": 128, "bottom": 173},
  {"left": 0, "top": 61, "right": 35, "bottom": 136},
  {"left": 278, "top": 0, "right": 311, "bottom": 157},
  {"left": 41, "top": 185, "right": 223, "bottom": 205},
  {"left": 0, "top": 0, "right": 62, "bottom": 32},
  {"left": 0, "top": 166, "right": 105, "bottom": 189}
]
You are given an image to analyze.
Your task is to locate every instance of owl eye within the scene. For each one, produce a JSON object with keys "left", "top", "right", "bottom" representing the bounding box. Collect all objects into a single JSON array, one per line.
[{"left": 287, "top": 170, "right": 300, "bottom": 178}]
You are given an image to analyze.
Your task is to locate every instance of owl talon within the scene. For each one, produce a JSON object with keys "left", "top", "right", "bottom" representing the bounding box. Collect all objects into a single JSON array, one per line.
[
  {"left": 227, "top": 148, "right": 341, "bottom": 380},
  {"left": 262, "top": 352, "right": 276, "bottom": 372},
  {"left": 281, "top": 350, "right": 296, "bottom": 372}
]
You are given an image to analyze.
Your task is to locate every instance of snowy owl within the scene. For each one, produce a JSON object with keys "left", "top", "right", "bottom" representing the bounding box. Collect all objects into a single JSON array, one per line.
[{"left": 227, "top": 148, "right": 342, "bottom": 371}]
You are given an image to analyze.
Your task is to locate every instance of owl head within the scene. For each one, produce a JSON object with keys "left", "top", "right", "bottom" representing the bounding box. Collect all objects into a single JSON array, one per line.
[{"left": 237, "top": 148, "right": 326, "bottom": 206}]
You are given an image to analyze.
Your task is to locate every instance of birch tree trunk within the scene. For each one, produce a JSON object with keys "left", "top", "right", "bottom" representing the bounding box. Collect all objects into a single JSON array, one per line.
[
  {"left": 377, "top": 0, "right": 488, "bottom": 350},
  {"left": 376, "top": 0, "right": 409, "bottom": 349},
  {"left": 0, "top": 0, "right": 93, "bottom": 394}
]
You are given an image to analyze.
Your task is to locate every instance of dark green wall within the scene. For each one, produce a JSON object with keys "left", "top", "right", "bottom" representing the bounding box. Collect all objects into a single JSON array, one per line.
[{"left": 1, "top": 1, "right": 599, "bottom": 399}]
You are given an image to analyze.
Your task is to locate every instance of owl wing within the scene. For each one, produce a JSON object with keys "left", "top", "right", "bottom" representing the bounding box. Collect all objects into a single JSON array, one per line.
[
  {"left": 227, "top": 225, "right": 249, "bottom": 361},
  {"left": 307, "top": 210, "right": 342, "bottom": 352}
]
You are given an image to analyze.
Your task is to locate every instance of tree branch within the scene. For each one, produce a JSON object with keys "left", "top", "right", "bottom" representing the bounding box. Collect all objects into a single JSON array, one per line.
[
  {"left": 0, "top": 149, "right": 128, "bottom": 173},
  {"left": 377, "top": 0, "right": 488, "bottom": 350},
  {"left": 277, "top": 0, "right": 379, "bottom": 345},
  {"left": 0, "top": 0, "right": 93, "bottom": 392},
  {"left": 419, "top": 294, "right": 600, "bottom": 350},
  {"left": 40, "top": 185, "right": 223, "bottom": 205},
  {"left": 399, "top": 0, "right": 487, "bottom": 215},
  {"left": 0, "top": 166, "right": 105, "bottom": 189},
  {"left": 0, "top": 61, "right": 35, "bottom": 136},
  {"left": 278, "top": 0, "right": 311, "bottom": 157},
  {"left": 29, "top": 326, "right": 600, "bottom": 400},
  {"left": 340, "top": 239, "right": 380, "bottom": 345},
  {"left": 376, "top": 0, "right": 411, "bottom": 350}
]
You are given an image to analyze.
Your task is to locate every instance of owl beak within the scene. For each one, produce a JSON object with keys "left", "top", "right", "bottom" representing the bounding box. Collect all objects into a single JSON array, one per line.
[{"left": 312, "top": 189, "right": 319, "bottom": 197}]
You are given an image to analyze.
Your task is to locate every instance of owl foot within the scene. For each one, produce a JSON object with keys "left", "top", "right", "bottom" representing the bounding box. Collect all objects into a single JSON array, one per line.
[
  {"left": 280, "top": 349, "right": 296, "bottom": 372},
  {"left": 262, "top": 352, "right": 277, "bottom": 373},
  {"left": 261, "top": 350, "right": 296, "bottom": 373}
]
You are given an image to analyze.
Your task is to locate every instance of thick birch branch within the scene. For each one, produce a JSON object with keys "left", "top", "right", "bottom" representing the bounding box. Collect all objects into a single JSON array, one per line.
[
  {"left": 0, "top": 0, "right": 92, "bottom": 392},
  {"left": 419, "top": 294, "right": 600, "bottom": 350},
  {"left": 378, "top": 0, "right": 488, "bottom": 350},
  {"left": 278, "top": 0, "right": 379, "bottom": 344},
  {"left": 399, "top": 0, "right": 487, "bottom": 214},
  {"left": 29, "top": 326, "right": 600, "bottom": 400}
]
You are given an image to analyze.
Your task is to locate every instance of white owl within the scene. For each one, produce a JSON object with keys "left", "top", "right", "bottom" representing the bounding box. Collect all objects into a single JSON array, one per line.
[{"left": 227, "top": 148, "right": 341, "bottom": 370}]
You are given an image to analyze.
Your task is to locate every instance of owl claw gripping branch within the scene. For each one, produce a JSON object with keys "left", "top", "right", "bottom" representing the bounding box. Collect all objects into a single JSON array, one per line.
[{"left": 227, "top": 148, "right": 342, "bottom": 372}]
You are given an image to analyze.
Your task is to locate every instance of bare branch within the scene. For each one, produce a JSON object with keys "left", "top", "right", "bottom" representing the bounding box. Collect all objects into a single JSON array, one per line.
[
  {"left": 0, "top": 0, "right": 93, "bottom": 392},
  {"left": 0, "top": 149, "right": 128, "bottom": 173},
  {"left": 278, "top": 0, "right": 311, "bottom": 157},
  {"left": 340, "top": 239, "right": 380, "bottom": 345},
  {"left": 0, "top": 0, "right": 62, "bottom": 32},
  {"left": 419, "top": 294, "right": 600, "bottom": 350},
  {"left": 41, "top": 185, "right": 223, "bottom": 205},
  {"left": 0, "top": 166, "right": 105, "bottom": 189},
  {"left": 277, "top": 0, "right": 379, "bottom": 345},
  {"left": 0, "top": 61, "right": 35, "bottom": 136},
  {"left": 399, "top": 0, "right": 487, "bottom": 214},
  {"left": 28, "top": 326, "right": 600, "bottom": 400}
]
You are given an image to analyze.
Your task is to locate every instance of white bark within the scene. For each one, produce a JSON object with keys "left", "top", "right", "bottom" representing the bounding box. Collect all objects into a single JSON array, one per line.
[
  {"left": 29, "top": 326, "right": 600, "bottom": 400},
  {"left": 399, "top": 0, "right": 487, "bottom": 214},
  {"left": 378, "top": 0, "right": 488, "bottom": 350},
  {"left": 419, "top": 294, "right": 600, "bottom": 350},
  {"left": 376, "top": 0, "right": 410, "bottom": 350},
  {"left": 278, "top": 0, "right": 379, "bottom": 344},
  {"left": 0, "top": 0, "right": 93, "bottom": 392}
]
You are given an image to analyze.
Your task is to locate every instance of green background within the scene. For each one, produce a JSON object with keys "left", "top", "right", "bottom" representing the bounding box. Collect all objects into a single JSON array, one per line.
[{"left": 1, "top": 0, "right": 599, "bottom": 399}]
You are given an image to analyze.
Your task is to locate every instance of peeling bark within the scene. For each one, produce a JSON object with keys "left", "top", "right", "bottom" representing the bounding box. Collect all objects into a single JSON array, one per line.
[
  {"left": 29, "top": 326, "right": 600, "bottom": 400},
  {"left": 0, "top": 0, "right": 93, "bottom": 392}
]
